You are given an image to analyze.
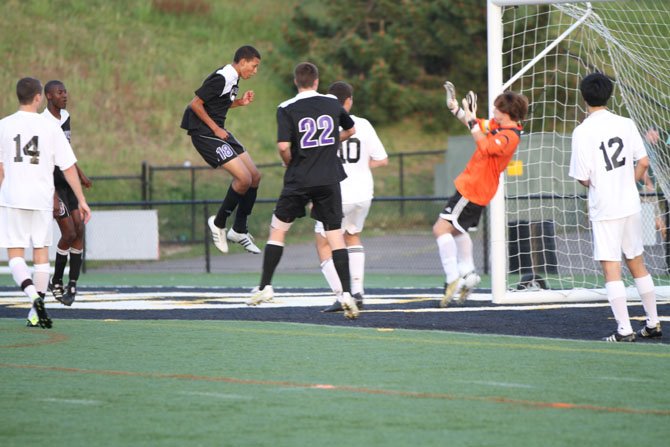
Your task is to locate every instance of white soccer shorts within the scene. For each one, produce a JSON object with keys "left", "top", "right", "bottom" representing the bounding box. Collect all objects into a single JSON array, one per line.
[
  {"left": 591, "top": 212, "right": 644, "bottom": 261},
  {"left": 0, "top": 207, "right": 53, "bottom": 248},
  {"left": 314, "top": 200, "right": 371, "bottom": 236}
]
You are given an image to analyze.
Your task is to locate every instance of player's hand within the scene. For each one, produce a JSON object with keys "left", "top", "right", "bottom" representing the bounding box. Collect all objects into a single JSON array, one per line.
[
  {"left": 444, "top": 81, "right": 460, "bottom": 114},
  {"left": 214, "top": 127, "right": 229, "bottom": 140},
  {"left": 462, "top": 91, "right": 478, "bottom": 129},
  {"left": 238, "top": 90, "right": 255, "bottom": 106},
  {"left": 79, "top": 201, "right": 92, "bottom": 224}
]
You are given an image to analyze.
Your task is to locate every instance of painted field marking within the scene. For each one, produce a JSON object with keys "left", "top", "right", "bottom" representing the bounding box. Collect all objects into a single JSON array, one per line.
[
  {"left": 38, "top": 397, "right": 103, "bottom": 405},
  {"left": 2, "top": 362, "right": 667, "bottom": 416}
]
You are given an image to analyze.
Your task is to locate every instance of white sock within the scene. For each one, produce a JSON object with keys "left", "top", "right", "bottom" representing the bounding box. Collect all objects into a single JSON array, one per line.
[
  {"left": 348, "top": 245, "right": 365, "bottom": 295},
  {"left": 437, "top": 233, "right": 459, "bottom": 283},
  {"left": 454, "top": 233, "right": 475, "bottom": 275},
  {"left": 33, "top": 263, "right": 50, "bottom": 295},
  {"left": 320, "top": 258, "right": 342, "bottom": 295},
  {"left": 27, "top": 306, "right": 37, "bottom": 322},
  {"left": 634, "top": 274, "right": 659, "bottom": 327},
  {"left": 605, "top": 281, "right": 633, "bottom": 335},
  {"left": 9, "top": 257, "right": 39, "bottom": 301}
]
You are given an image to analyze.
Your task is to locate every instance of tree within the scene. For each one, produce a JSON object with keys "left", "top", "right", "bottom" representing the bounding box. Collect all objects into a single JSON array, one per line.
[{"left": 270, "top": 0, "right": 488, "bottom": 130}]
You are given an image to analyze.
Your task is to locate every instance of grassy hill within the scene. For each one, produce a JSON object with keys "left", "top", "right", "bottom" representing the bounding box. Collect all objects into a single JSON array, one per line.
[{"left": 0, "top": 0, "right": 450, "bottom": 185}]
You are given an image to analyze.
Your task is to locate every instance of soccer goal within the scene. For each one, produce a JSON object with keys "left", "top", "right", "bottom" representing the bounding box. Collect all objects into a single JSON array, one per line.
[{"left": 487, "top": 0, "right": 670, "bottom": 303}]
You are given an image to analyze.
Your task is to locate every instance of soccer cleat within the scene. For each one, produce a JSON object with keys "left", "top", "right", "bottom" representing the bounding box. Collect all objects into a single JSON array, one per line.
[
  {"left": 456, "top": 271, "right": 481, "bottom": 305},
  {"left": 227, "top": 229, "right": 261, "bottom": 254},
  {"left": 48, "top": 279, "right": 66, "bottom": 304},
  {"left": 353, "top": 292, "right": 364, "bottom": 310},
  {"left": 340, "top": 292, "right": 359, "bottom": 320},
  {"left": 247, "top": 285, "right": 274, "bottom": 306},
  {"left": 602, "top": 331, "right": 635, "bottom": 342},
  {"left": 323, "top": 300, "right": 343, "bottom": 313},
  {"left": 26, "top": 313, "right": 39, "bottom": 328},
  {"left": 58, "top": 280, "right": 77, "bottom": 306},
  {"left": 207, "top": 216, "right": 229, "bottom": 253},
  {"left": 32, "top": 297, "right": 52, "bottom": 329},
  {"left": 636, "top": 322, "right": 662, "bottom": 339},
  {"left": 439, "top": 278, "right": 461, "bottom": 308}
]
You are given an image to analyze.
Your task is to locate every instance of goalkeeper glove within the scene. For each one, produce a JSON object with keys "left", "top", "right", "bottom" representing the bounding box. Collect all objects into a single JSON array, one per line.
[
  {"left": 462, "top": 91, "right": 479, "bottom": 131},
  {"left": 444, "top": 81, "right": 466, "bottom": 124}
]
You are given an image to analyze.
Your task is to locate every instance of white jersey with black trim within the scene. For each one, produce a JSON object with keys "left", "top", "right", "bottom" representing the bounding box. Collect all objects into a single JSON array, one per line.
[
  {"left": 569, "top": 109, "right": 647, "bottom": 221},
  {"left": 339, "top": 115, "right": 388, "bottom": 204},
  {"left": 0, "top": 111, "right": 77, "bottom": 210},
  {"left": 41, "top": 108, "right": 70, "bottom": 140}
]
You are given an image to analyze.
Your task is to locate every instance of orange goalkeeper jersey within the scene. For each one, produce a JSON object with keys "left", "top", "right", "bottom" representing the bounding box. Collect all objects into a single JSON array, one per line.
[{"left": 454, "top": 119, "right": 522, "bottom": 206}]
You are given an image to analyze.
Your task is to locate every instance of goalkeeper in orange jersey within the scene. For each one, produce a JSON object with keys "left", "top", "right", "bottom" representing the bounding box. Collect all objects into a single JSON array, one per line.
[{"left": 434, "top": 82, "right": 528, "bottom": 307}]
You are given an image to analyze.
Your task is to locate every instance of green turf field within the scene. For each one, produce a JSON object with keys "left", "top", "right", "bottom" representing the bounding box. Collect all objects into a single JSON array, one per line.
[{"left": 1, "top": 318, "right": 668, "bottom": 446}]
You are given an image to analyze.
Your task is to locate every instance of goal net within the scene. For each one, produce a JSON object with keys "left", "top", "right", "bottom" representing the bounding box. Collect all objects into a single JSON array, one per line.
[{"left": 489, "top": 0, "right": 670, "bottom": 303}]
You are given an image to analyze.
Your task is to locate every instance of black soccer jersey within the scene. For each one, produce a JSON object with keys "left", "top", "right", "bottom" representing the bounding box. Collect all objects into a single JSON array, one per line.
[
  {"left": 277, "top": 91, "right": 354, "bottom": 188},
  {"left": 42, "top": 109, "right": 71, "bottom": 188},
  {"left": 180, "top": 64, "right": 240, "bottom": 135}
]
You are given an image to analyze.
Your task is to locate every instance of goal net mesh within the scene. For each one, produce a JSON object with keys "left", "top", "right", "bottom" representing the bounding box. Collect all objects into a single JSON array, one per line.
[{"left": 500, "top": 0, "right": 670, "bottom": 297}]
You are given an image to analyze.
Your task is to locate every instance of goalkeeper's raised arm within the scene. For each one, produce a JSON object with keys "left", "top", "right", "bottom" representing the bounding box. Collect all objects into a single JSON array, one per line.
[{"left": 444, "top": 81, "right": 468, "bottom": 126}]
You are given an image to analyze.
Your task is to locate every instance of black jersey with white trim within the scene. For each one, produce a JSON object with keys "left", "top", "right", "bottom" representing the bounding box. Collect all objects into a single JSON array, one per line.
[
  {"left": 180, "top": 64, "right": 240, "bottom": 135},
  {"left": 277, "top": 91, "right": 354, "bottom": 189},
  {"left": 42, "top": 109, "right": 71, "bottom": 187}
]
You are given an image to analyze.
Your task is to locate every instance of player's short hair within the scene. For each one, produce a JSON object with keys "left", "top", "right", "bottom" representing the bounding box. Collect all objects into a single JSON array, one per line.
[
  {"left": 44, "top": 80, "right": 65, "bottom": 95},
  {"left": 16, "top": 77, "right": 42, "bottom": 105},
  {"left": 233, "top": 45, "right": 261, "bottom": 63},
  {"left": 327, "top": 81, "right": 353, "bottom": 105},
  {"left": 494, "top": 91, "right": 529, "bottom": 122},
  {"left": 294, "top": 62, "right": 319, "bottom": 89},
  {"left": 580, "top": 72, "right": 613, "bottom": 107}
]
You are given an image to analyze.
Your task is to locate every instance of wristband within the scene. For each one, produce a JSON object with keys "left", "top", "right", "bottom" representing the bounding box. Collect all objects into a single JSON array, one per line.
[{"left": 468, "top": 119, "right": 478, "bottom": 130}]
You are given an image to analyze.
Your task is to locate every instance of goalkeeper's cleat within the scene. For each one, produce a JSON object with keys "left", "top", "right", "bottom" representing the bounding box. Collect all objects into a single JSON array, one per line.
[
  {"left": 48, "top": 279, "right": 65, "bottom": 303},
  {"left": 340, "top": 292, "right": 359, "bottom": 320},
  {"left": 602, "top": 331, "right": 635, "bottom": 342},
  {"left": 636, "top": 322, "right": 662, "bottom": 339},
  {"left": 247, "top": 285, "right": 274, "bottom": 306},
  {"left": 32, "top": 297, "right": 52, "bottom": 329},
  {"left": 207, "top": 216, "right": 229, "bottom": 254},
  {"left": 439, "top": 278, "right": 461, "bottom": 308},
  {"left": 227, "top": 229, "right": 261, "bottom": 254},
  {"left": 456, "top": 271, "right": 481, "bottom": 305}
]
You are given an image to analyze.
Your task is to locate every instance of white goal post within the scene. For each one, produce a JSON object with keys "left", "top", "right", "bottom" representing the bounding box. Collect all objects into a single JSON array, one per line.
[{"left": 487, "top": 0, "right": 670, "bottom": 303}]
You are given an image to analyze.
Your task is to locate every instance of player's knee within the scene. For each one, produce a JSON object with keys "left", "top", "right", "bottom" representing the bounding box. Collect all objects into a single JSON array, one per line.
[
  {"left": 251, "top": 170, "right": 262, "bottom": 187},
  {"left": 60, "top": 227, "right": 77, "bottom": 245}
]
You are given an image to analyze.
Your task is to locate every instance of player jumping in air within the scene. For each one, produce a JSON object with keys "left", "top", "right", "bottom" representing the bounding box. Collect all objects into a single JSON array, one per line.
[
  {"left": 436, "top": 82, "right": 528, "bottom": 307},
  {"left": 181, "top": 45, "right": 262, "bottom": 254}
]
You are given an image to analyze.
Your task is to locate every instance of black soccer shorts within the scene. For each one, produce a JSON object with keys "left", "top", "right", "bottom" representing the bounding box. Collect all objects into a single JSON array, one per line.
[{"left": 190, "top": 132, "right": 245, "bottom": 168}]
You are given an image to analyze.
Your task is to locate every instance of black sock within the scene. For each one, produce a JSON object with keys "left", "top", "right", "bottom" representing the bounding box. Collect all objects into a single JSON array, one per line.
[
  {"left": 53, "top": 251, "right": 68, "bottom": 284},
  {"left": 332, "top": 248, "right": 351, "bottom": 294},
  {"left": 69, "top": 250, "right": 83, "bottom": 282},
  {"left": 214, "top": 185, "right": 243, "bottom": 229},
  {"left": 260, "top": 243, "right": 283, "bottom": 289},
  {"left": 233, "top": 187, "right": 258, "bottom": 234}
]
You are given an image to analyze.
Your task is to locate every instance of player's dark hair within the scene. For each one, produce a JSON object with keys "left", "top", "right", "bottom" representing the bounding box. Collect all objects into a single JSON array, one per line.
[
  {"left": 234, "top": 45, "right": 261, "bottom": 63},
  {"left": 16, "top": 77, "right": 42, "bottom": 105},
  {"left": 580, "top": 72, "right": 613, "bottom": 107},
  {"left": 494, "top": 91, "right": 529, "bottom": 122},
  {"left": 44, "top": 80, "right": 64, "bottom": 95},
  {"left": 294, "top": 62, "right": 319, "bottom": 89},
  {"left": 327, "top": 81, "right": 353, "bottom": 105}
]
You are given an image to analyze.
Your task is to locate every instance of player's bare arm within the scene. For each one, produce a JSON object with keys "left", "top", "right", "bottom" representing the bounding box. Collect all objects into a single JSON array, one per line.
[
  {"left": 231, "top": 90, "right": 254, "bottom": 108},
  {"left": 340, "top": 126, "right": 355, "bottom": 142},
  {"left": 635, "top": 156, "right": 650, "bottom": 182},
  {"left": 277, "top": 141, "right": 291, "bottom": 165},
  {"left": 369, "top": 158, "right": 389, "bottom": 169},
  {"left": 62, "top": 165, "right": 91, "bottom": 223},
  {"left": 75, "top": 164, "right": 92, "bottom": 188},
  {"left": 189, "top": 96, "right": 229, "bottom": 140}
]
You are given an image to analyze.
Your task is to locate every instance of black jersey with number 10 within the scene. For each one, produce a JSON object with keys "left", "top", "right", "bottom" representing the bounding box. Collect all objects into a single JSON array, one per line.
[{"left": 277, "top": 91, "right": 354, "bottom": 189}]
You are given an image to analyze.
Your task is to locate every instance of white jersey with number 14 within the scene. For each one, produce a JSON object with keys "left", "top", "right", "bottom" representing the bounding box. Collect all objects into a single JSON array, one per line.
[{"left": 0, "top": 111, "right": 76, "bottom": 210}]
